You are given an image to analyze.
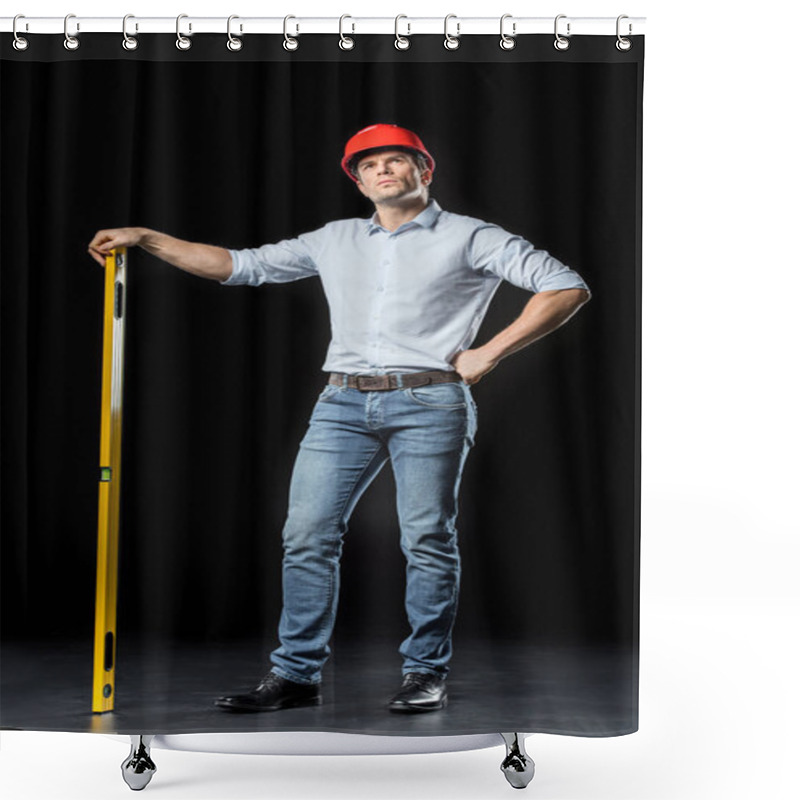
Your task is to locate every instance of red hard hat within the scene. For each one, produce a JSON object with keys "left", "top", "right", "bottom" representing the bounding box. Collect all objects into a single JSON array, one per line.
[{"left": 341, "top": 124, "right": 435, "bottom": 182}]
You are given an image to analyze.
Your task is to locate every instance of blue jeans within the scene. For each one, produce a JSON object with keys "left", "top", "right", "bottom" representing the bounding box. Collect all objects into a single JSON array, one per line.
[{"left": 269, "top": 379, "right": 477, "bottom": 685}]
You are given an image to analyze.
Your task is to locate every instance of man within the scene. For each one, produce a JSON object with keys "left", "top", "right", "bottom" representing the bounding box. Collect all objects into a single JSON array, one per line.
[{"left": 88, "top": 123, "right": 590, "bottom": 714}]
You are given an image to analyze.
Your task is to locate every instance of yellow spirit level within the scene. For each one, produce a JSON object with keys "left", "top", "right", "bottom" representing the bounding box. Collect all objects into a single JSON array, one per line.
[{"left": 92, "top": 247, "right": 128, "bottom": 712}]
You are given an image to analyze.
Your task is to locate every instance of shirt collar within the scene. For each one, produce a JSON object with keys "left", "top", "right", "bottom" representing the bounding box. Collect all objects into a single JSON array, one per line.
[{"left": 365, "top": 199, "right": 442, "bottom": 234}]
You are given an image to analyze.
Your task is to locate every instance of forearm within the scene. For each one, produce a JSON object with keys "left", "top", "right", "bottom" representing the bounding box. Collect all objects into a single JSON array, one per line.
[
  {"left": 482, "top": 288, "right": 589, "bottom": 363},
  {"left": 138, "top": 228, "right": 232, "bottom": 281},
  {"left": 451, "top": 288, "right": 589, "bottom": 384}
]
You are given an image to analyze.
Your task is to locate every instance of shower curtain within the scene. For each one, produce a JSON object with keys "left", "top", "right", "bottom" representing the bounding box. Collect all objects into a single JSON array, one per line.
[{"left": 1, "top": 28, "right": 643, "bottom": 737}]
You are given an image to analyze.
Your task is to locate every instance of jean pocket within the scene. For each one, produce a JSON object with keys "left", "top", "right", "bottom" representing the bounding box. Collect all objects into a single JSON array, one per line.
[
  {"left": 406, "top": 382, "right": 467, "bottom": 409},
  {"left": 318, "top": 384, "right": 343, "bottom": 403}
]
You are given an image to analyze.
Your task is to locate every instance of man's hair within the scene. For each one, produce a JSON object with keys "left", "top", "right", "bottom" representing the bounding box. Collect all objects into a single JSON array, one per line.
[{"left": 351, "top": 147, "right": 430, "bottom": 182}]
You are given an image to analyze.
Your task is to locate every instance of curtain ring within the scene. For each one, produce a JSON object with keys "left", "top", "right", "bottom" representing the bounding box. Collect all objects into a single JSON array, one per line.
[
  {"left": 12, "top": 14, "right": 29, "bottom": 51},
  {"left": 394, "top": 15, "right": 410, "bottom": 50},
  {"left": 227, "top": 15, "right": 242, "bottom": 51},
  {"left": 554, "top": 14, "right": 570, "bottom": 51},
  {"left": 63, "top": 13, "right": 80, "bottom": 51},
  {"left": 122, "top": 15, "right": 139, "bottom": 51},
  {"left": 444, "top": 14, "right": 460, "bottom": 51},
  {"left": 339, "top": 14, "right": 355, "bottom": 50},
  {"left": 283, "top": 15, "right": 299, "bottom": 51},
  {"left": 499, "top": 14, "right": 516, "bottom": 50},
  {"left": 176, "top": 14, "right": 192, "bottom": 50},
  {"left": 616, "top": 14, "right": 632, "bottom": 51}
]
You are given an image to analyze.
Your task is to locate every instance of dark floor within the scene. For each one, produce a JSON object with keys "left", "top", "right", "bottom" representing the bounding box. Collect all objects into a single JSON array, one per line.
[{"left": 1, "top": 637, "right": 636, "bottom": 737}]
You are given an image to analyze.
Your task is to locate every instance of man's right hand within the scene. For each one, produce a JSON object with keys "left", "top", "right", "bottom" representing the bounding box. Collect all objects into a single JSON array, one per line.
[
  {"left": 87, "top": 227, "right": 233, "bottom": 281},
  {"left": 88, "top": 227, "right": 147, "bottom": 266}
]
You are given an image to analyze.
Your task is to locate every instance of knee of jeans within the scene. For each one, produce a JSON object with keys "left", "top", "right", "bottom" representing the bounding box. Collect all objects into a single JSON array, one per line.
[
  {"left": 400, "top": 525, "right": 460, "bottom": 565},
  {"left": 282, "top": 503, "right": 344, "bottom": 557}
]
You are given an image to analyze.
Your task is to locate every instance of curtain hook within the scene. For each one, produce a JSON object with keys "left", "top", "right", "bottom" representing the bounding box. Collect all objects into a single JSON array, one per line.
[
  {"left": 122, "top": 15, "right": 139, "bottom": 51},
  {"left": 63, "top": 13, "right": 80, "bottom": 51},
  {"left": 283, "top": 15, "right": 299, "bottom": 51},
  {"left": 499, "top": 14, "right": 516, "bottom": 50},
  {"left": 339, "top": 14, "right": 355, "bottom": 50},
  {"left": 616, "top": 14, "right": 632, "bottom": 51},
  {"left": 227, "top": 15, "right": 242, "bottom": 51},
  {"left": 394, "top": 15, "right": 411, "bottom": 51},
  {"left": 12, "top": 14, "right": 29, "bottom": 51},
  {"left": 554, "top": 14, "right": 570, "bottom": 51},
  {"left": 176, "top": 14, "right": 192, "bottom": 50},
  {"left": 444, "top": 14, "right": 460, "bottom": 50}
]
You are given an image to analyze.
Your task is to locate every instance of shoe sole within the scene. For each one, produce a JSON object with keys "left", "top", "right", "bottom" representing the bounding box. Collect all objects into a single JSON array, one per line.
[{"left": 214, "top": 695, "right": 323, "bottom": 713}]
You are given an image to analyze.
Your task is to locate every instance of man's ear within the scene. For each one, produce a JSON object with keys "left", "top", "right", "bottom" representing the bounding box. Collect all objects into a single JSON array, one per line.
[{"left": 421, "top": 168, "right": 432, "bottom": 186}]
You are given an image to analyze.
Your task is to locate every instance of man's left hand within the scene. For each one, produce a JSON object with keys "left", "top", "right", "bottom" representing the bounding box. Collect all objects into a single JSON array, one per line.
[{"left": 452, "top": 348, "right": 498, "bottom": 385}]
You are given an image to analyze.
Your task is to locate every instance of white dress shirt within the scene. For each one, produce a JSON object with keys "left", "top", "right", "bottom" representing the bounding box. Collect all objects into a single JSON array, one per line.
[{"left": 223, "top": 199, "right": 589, "bottom": 374}]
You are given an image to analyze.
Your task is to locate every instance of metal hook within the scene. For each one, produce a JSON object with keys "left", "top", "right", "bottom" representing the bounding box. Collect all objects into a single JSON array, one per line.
[
  {"left": 339, "top": 15, "right": 355, "bottom": 50},
  {"left": 122, "top": 14, "right": 138, "bottom": 51},
  {"left": 12, "top": 14, "right": 29, "bottom": 51},
  {"left": 499, "top": 14, "right": 516, "bottom": 50},
  {"left": 63, "top": 13, "right": 80, "bottom": 51},
  {"left": 616, "top": 14, "right": 632, "bottom": 51},
  {"left": 227, "top": 15, "right": 242, "bottom": 51},
  {"left": 176, "top": 14, "right": 192, "bottom": 50},
  {"left": 394, "top": 15, "right": 410, "bottom": 50},
  {"left": 283, "top": 15, "right": 299, "bottom": 51},
  {"left": 444, "top": 14, "right": 460, "bottom": 51},
  {"left": 554, "top": 14, "right": 570, "bottom": 51}
]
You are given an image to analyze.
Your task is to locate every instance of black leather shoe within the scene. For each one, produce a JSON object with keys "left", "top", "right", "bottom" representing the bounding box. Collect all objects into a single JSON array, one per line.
[
  {"left": 387, "top": 672, "right": 447, "bottom": 713},
  {"left": 215, "top": 672, "right": 322, "bottom": 712}
]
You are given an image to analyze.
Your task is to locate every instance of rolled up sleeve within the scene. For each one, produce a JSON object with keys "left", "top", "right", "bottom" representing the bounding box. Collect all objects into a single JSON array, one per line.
[
  {"left": 221, "top": 230, "right": 321, "bottom": 286},
  {"left": 468, "top": 224, "right": 590, "bottom": 296}
]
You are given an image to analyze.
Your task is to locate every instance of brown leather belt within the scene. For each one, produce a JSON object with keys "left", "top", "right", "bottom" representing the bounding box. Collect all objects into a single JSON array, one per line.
[{"left": 328, "top": 370, "right": 461, "bottom": 392}]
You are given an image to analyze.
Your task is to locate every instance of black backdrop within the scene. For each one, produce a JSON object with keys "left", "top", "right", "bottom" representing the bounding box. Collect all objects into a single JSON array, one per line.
[{"left": 2, "top": 35, "right": 641, "bottom": 721}]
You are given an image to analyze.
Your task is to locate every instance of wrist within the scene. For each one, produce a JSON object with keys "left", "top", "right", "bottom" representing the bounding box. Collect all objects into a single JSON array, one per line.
[
  {"left": 479, "top": 343, "right": 502, "bottom": 365},
  {"left": 135, "top": 227, "right": 153, "bottom": 247}
]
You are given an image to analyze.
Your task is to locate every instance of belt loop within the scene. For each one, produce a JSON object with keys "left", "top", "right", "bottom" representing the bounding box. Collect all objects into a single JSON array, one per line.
[
  {"left": 342, "top": 374, "right": 349, "bottom": 388},
  {"left": 396, "top": 374, "right": 404, "bottom": 389}
]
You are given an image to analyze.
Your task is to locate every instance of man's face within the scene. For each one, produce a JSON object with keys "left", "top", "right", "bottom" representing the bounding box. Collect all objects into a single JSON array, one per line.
[{"left": 354, "top": 150, "right": 431, "bottom": 206}]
